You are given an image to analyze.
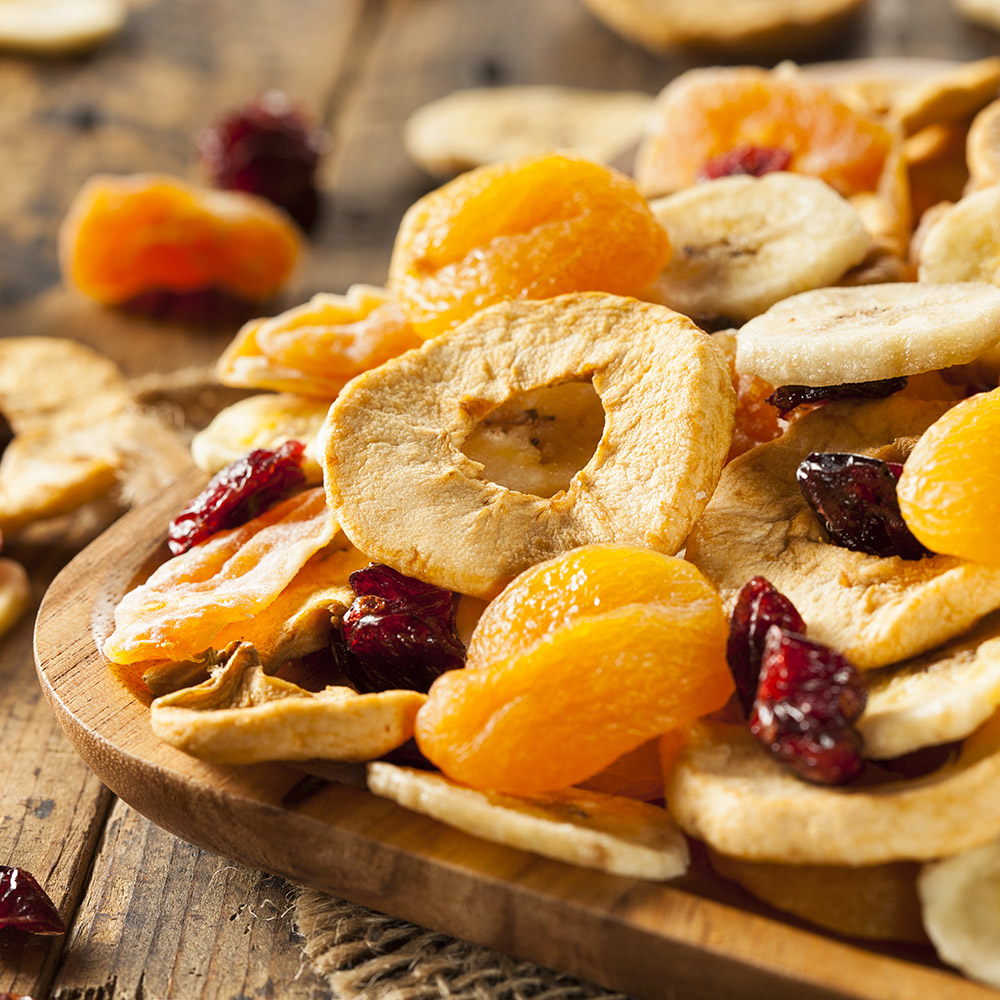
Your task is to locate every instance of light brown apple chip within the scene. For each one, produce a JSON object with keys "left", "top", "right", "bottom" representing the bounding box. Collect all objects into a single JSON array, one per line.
[
  {"left": 150, "top": 642, "right": 424, "bottom": 764},
  {"left": 890, "top": 56, "right": 1000, "bottom": 136},
  {"left": 321, "top": 293, "right": 735, "bottom": 599},
  {"left": 667, "top": 707, "right": 1000, "bottom": 864},
  {"left": 685, "top": 397, "right": 1000, "bottom": 668}
]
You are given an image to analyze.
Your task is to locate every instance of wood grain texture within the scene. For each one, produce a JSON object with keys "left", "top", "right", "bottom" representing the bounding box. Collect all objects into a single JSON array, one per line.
[{"left": 32, "top": 471, "right": 1000, "bottom": 1000}]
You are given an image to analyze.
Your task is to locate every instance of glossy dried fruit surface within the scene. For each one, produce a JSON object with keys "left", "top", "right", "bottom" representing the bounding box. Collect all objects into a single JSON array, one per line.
[
  {"left": 698, "top": 144, "right": 792, "bottom": 179},
  {"left": 59, "top": 173, "right": 301, "bottom": 305},
  {"left": 0, "top": 866, "right": 65, "bottom": 935},
  {"left": 797, "top": 451, "right": 930, "bottom": 560},
  {"left": 168, "top": 439, "right": 306, "bottom": 555},
  {"left": 415, "top": 544, "right": 733, "bottom": 796},
  {"left": 767, "top": 376, "right": 908, "bottom": 418},
  {"left": 337, "top": 564, "right": 465, "bottom": 694},
  {"left": 199, "top": 90, "right": 326, "bottom": 231},
  {"left": 388, "top": 152, "right": 671, "bottom": 339},
  {"left": 898, "top": 387, "right": 1000, "bottom": 565}
]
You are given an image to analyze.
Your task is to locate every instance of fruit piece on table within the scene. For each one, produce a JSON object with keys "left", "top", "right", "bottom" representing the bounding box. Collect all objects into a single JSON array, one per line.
[
  {"left": 387, "top": 152, "right": 670, "bottom": 339},
  {"left": 0, "top": 866, "right": 65, "bottom": 934},
  {"left": 415, "top": 544, "right": 733, "bottom": 796},
  {"left": 0, "top": 557, "right": 30, "bottom": 639},
  {"left": 0, "top": 0, "right": 125, "bottom": 55},
  {"left": 59, "top": 173, "right": 301, "bottom": 306},
  {"left": 897, "top": 386, "right": 1000, "bottom": 565}
]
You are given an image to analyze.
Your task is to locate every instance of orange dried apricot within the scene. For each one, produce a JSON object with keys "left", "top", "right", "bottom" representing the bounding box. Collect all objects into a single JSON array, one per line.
[
  {"left": 635, "top": 67, "right": 895, "bottom": 200},
  {"left": 59, "top": 173, "right": 301, "bottom": 305},
  {"left": 388, "top": 152, "right": 671, "bottom": 339},
  {"left": 898, "top": 387, "right": 1000, "bottom": 565},
  {"left": 414, "top": 544, "right": 732, "bottom": 796},
  {"left": 576, "top": 738, "right": 665, "bottom": 801}
]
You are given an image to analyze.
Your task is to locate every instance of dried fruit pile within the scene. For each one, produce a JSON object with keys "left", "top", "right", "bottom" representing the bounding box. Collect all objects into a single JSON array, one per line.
[{"left": 96, "top": 58, "right": 1000, "bottom": 991}]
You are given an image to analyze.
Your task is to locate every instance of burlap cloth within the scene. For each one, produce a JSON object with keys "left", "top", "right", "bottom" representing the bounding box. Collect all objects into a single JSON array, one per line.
[{"left": 294, "top": 888, "right": 634, "bottom": 1000}]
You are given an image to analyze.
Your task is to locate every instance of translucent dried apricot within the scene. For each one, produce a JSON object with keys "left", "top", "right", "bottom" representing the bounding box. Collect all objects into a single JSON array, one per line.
[
  {"left": 635, "top": 67, "right": 895, "bottom": 200},
  {"left": 59, "top": 173, "right": 301, "bottom": 306},
  {"left": 898, "top": 387, "right": 1000, "bottom": 564},
  {"left": 388, "top": 152, "right": 671, "bottom": 339},
  {"left": 414, "top": 544, "right": 732, "bottom": 795}
]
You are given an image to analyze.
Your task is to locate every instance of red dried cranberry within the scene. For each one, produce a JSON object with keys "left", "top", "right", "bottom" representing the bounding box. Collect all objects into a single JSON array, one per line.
[
  {"left": 699, "top": 145, "right": 792, "bottom": 180},
  {"left": 198, "top": 91, "right": 327, "bottom": 232},
  {"left": 336, "top": 564, "right": 465, "bottom": 694},
  {"left": 750, "top": 626, "right": 868, "bottom": 785},
  {"left": 0, "top": 867, "right": 65, "bottom": 935},
  {"left": 167, "top": 440, "right": 306, "bottom": 556},
  {"left": 766, "top": 377, "right": 908, "bottom": 418},
  {"left": 797, "top": 451, "right": 931, "bottom": 560},
  {"left": 727, "top": 576, "right": 806, "bottom": 717}
]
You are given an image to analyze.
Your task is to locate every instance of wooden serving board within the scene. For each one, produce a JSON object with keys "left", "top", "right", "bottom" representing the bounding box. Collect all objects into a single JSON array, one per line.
[{"left": 33, "top": 469, "right": 996, "bottom": 1000}]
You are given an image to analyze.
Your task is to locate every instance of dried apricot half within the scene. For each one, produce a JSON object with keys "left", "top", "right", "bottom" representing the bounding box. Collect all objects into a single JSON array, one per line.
[
  {"left": 59, "top": 173, "right": 301, "bottom": 306},
  {"left": 414, "top": 544, "right": 733, "bottom": 796},
  {"left": 898, "top": 387, "right": 1000, "bottom": 565},
  {"left": 388, "top": 152, "right": 671, "bottom": 339}
]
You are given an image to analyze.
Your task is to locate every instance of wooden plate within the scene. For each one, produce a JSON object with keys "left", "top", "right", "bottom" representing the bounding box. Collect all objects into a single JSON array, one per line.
[{"left": 33, "top": 469, "right": 995, "bottom": 1000}]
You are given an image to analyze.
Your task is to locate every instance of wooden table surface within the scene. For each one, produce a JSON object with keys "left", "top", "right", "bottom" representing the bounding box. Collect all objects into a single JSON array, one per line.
[{"left": 2, "top": 1, "right": 999, "bottom": 998}]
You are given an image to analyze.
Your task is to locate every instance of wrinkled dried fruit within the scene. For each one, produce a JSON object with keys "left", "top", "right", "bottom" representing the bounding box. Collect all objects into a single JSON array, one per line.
[
  {"left": 0, "top": 866, "right": 65, "bottom": 935},
  {"left": 797, "top": 451, "right": 931, "bottom": 560},
  {"left": 699, "top": 145, "right": 792, "bottom": 180},
  {"left": 168, "top": 439, "right": 306, "bottom": 555},
  {"left": 750, "top": 626, "right": 868, "bottom": 785},
  {"left": 198, "top": 90, "right": 326, "bottom": 232},
  {"left": 727, "top": 576, "right": 806, "bottom": 717},
  {"left": 767, "top": 377, "right": 908, "bottom": 418},
  {"left": 337, "top": 564, "right": 465, "bottom": 694}
]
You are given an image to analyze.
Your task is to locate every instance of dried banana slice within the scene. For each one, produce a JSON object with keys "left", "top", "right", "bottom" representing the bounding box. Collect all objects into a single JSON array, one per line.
[
  {"left": 645, "top": 173, "right": 870, "bottom": 323},
  {"left": 367, "top": 763, "right": 689, "bottom": 880},
  {"left": 735, "top": 282, "right": 1000, "bottom": 387},
  {"left": 859, "top": 610, "right": 1000, "bottom": 760},
  {"left": 0, "top": 556, "right": 30, "bottom": 639},
  {"left": 917, "top": 187, "right": 1000, "bottom": 287},
  {"left": 151, "top": 642, "right": 424, "bottom": 764},
  {"left": 919, "top": 835, "right": 1000, "bottom": 989},
  {"left": 707, "top": 849, "right": 927, "bottom": 943},
  {"left": 216, "top": 286, "right": 421, "bottom": 399},
  {"left": 954, "top": 0, "right": 1000, "bottom": 35},
  {"left": 0, "top": 0, "right": 125, "bottom": 54},
  {"left": 190, "top": 392, "right": 329, "bottom": 484},
  {"left": 685, "top": 397, "right": 1000, "bottom": 668},
  {"left": 103, "top": 487, "right": 336, "bottom": 665},
  {"left": 667, "top": 707, "right": 1000, "bottom": 864},
  {"left": 321, "top": 293, "right": 735, "bottom": 599},
  {"left": 967, "top": 99, "right": 1000, "bottom": 190},
  {"left": 890, "top": 56, "right": 1000, "bottom": 136},
  {"left": 403, "top": 86, "right": 654, "bottom": 177}
]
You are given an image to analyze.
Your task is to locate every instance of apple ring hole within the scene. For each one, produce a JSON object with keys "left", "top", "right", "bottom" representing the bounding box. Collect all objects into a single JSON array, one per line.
[{"left": 459, "top": 380, "right": 605, "bottom": 498}]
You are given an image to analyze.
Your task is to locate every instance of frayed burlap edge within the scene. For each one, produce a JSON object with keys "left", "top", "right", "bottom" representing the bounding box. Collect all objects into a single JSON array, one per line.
[{"left": 293, "top": 887, "right": 635, "bottom": 1000}]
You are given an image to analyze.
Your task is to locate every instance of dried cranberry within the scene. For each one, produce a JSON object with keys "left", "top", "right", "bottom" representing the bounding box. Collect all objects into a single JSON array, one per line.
[
  {"left": 750, "top": 626, "right": 868, "bottom": 785},
  {"left": 167, "top": 440, "right": 306, "bottom": 556},
  {"left": 797, "top": 452, "right": 931, "bottom": 560},
  {"left": 0, "top": 409, "right": 13, "bottom": 459},
  {"left": 198, "top": 91, "right": 327, "bottom": 232},
  {"left": 766, "top": 377, "right": 907, "bottom": 418},
  {"left": 727, "top": 576, "right": 806, "bottom": 717},
  {"left": 337, "top": 564, "right": 465, "bottom": 694},
  {"left": 0, "top": 867, "right": 65, "bottom": 935},
  {"left": 699, "top": 145, "right": 792, "bottom": 180}
]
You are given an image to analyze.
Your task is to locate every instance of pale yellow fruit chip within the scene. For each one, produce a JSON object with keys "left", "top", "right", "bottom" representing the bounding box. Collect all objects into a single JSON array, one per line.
[
  {"left": 150, "top": 642, "right": 424, "bottom": 764},
  {"left": 0, "top": 0, "right": 125, "bottom": 54},
  {"left": 685, "top": 397, "right": 1000, "bottom": 668},
  {"left": 891, "top": 56, "right": 1000, "bottom": 136},
  {"left": 967, "top": 98, "right": 1000, "bottom": 190},
  {"left": 367, "top": 763, "right": 689, "bottom": 880},
  {"left": 103, "top": 487, "right": 337, "bottom": 665},
  {"left": 0, "top": 556, "right": 30, "bottom": 639},
  {"left": 321, "top": 293, "right": 734, "bottom": 599},
  {"left": 668, "top": 708, "right": 1000, "bottom": 864}
]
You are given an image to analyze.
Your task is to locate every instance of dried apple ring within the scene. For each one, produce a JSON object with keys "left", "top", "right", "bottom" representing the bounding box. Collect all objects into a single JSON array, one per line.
[{"left": 321, "top": 293, "right": 735, "bottom": 599}]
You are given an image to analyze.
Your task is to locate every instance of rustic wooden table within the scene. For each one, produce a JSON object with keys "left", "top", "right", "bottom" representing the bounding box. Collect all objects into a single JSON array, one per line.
[{"left": 2, "top": 1, "right": 999, "bottom": 998}]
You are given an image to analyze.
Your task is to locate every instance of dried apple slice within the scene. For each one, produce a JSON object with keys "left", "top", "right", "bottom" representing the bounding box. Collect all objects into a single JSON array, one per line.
[
  {"left": 321, "top": 293, "right": 734, "bottom": 599},
  {"left": 685, "top": 396, "right": 1000, "bottom": 668},
  {"left": 150, "top": 642, "right": 424, "bottom": 764}
]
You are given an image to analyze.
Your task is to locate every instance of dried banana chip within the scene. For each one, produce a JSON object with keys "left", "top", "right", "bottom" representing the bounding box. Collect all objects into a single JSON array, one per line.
[
  {"left": 151, "top": 642, "right": 423, "bottom": 764},
  {"left": 216, "top": 286, "right": 421, "bottom": 399},
  {"left": 321, "top": 293, "right": 735, "bottom": 599},
  {"left": 685, "top": 397, "right": 1000, "bottom": 668},
  {"left": 917, "top": 186, "right": 1000, "bottom": 286},
  {"left": 891, "top": 56, "right": 1000, "bottom": 136},
  {"left": 403, "top": 86, "right": 654, "bottom": 177},
  {"left": 0, "top": 0, "right": 125, "bottom": 55},
  {"left": 367, "top": 763, "right": 689, "bottom": 880},
  {"left": 967, "top": 98, "right": 1000, "bottom": 190},
  {"left": 0, "top": 556, "right": 30, "bottom": 639},
  {"left": 190, "top": 392, "right": 329, "bottom": 484},
  {"left": 667, "top": 707, "right": 1000, "bottom": 864},
  {"left": 103, "top": 487, "right": 336, "bottom": 665}
]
